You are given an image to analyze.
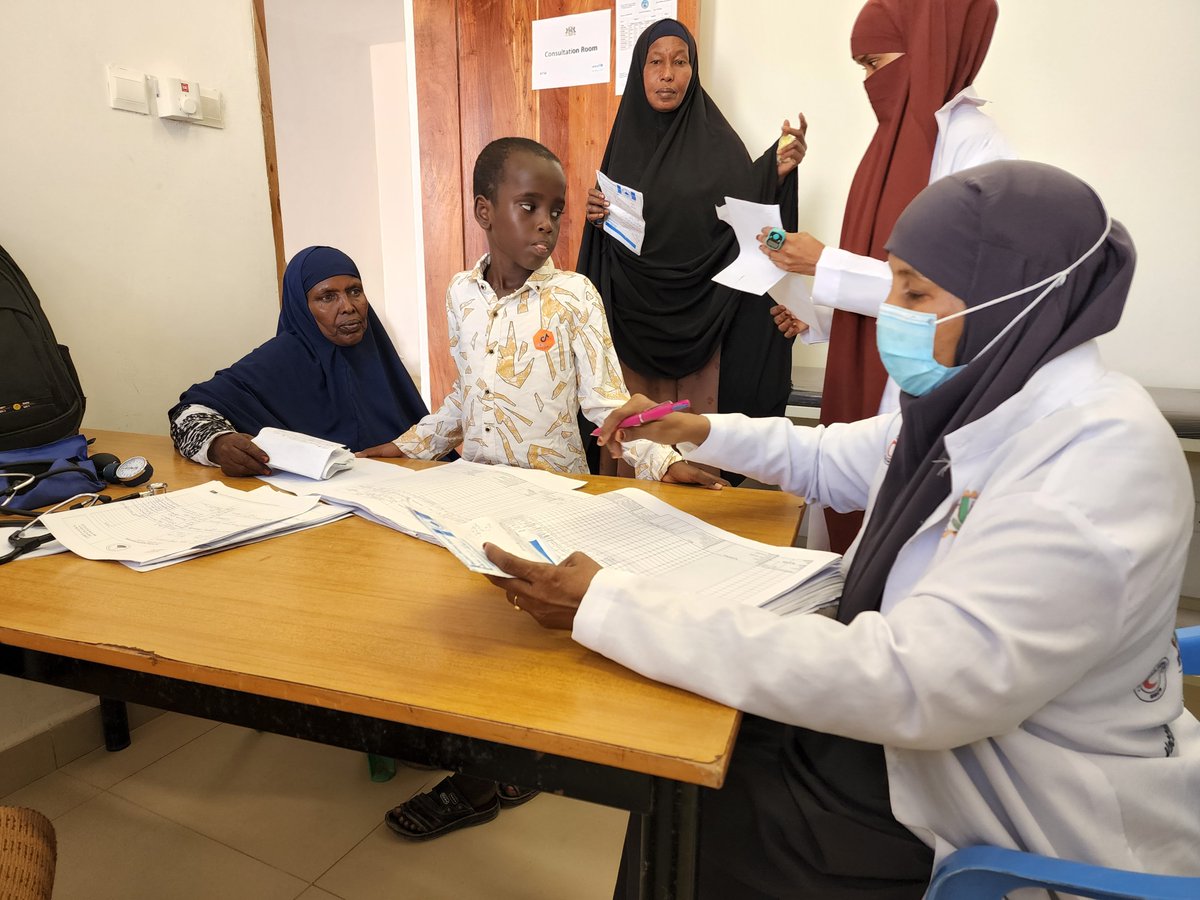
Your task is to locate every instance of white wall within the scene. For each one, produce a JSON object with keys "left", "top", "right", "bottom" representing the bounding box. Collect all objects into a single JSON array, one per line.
[
  {"left": 701, "top": 0, "right": 1200, "bottom": 390},
  {"left": 0, "top": 0, "right": 280, "bottom": 436},
  {"left": 371, "top": 40, "right": 427, "bottom": 384},
  {"left": 264, "top": 0, "right": 424, "bottom": 387},
  {"left": 0, "top": 0, "right": 278, "bottom": 749}
]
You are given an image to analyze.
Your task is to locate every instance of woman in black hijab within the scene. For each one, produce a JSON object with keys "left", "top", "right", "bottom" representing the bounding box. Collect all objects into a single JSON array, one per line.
[
  {"left": 487, "top": 161, "right": 1200, "bottom": 896},
  {"left": 577, "top": 19, "right": 805, "bottom": 475}
]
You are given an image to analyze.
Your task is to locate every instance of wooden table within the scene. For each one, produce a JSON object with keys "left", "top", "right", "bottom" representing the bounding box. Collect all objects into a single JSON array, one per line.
[{"left": 0, "top": 431, "right": 804, "bottom": 899}]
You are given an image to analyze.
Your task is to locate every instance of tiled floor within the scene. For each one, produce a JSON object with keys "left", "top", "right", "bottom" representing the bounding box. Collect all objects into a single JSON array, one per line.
[{"left": 1, "top": 713, "right": 627, "bottom": 899}]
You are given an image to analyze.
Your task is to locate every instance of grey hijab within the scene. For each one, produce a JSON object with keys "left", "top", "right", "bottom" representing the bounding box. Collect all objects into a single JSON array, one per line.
[{"left": 837, "top": 160, "right": 1135, "bottom": 623}]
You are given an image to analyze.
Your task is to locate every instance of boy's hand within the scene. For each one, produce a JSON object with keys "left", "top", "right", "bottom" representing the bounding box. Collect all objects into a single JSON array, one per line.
[
  {"left": 355, "top": 441, "right": 405, "bottom": 459},
  {"left": 209, "top": 433, "right": 270, "bottom": 477},
  {"left": 483, "top": 543, "right": 600, "bottom": 630},
  {"left": 596, "top": 394, "right": 712, "bottom": 457},
  {"left": 769, "top": 304, "right": 809, "bottom": 339},
  {"left": 585, "top": 188, "right": 609, "bottom": 227},
  {"left": 662, "top": 461, "right": 728, "bottom": 490}
]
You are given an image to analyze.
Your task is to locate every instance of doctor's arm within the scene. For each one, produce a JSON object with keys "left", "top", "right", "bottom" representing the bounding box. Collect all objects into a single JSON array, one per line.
[
  {"left": 563, "top": 490, "right": 1127, "bottom": 751},
  {"left": 598, "top": 397, "right": 889, "bottom": 511}
]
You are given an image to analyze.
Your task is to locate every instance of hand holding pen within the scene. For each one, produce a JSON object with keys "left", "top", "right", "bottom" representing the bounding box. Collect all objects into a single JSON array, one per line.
[
  {"left": 591, "top": 399, "right": 690, "bottom": 436},
  {"left": 594, "top": 395, "right": 712, "bottom": 454}
]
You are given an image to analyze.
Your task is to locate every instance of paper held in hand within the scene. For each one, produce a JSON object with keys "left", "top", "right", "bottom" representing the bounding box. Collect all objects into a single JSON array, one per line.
[
  {"left": 253, "top": 427, "right": 354, "bottom": 480},
  {"left": 712, "top": 196, "right": 822, "bottom": 331},
  {"left": 596, "top": 169, "right": 646, "bottom": 256}
]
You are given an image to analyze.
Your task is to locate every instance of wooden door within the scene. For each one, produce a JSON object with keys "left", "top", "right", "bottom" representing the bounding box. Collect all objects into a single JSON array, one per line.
[{"left": 412, "top": 0, "right": 699, "bottom": 406}]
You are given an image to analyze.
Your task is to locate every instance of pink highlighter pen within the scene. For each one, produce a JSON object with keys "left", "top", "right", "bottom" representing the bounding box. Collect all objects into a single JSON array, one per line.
[{"left": 592, "top": 399, "right": 690, "bottom": 436}]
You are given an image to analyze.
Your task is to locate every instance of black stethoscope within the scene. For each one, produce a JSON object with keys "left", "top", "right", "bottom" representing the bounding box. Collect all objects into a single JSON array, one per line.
[{"left": 0, "top": 482, "right": 168, "bottom": 565}]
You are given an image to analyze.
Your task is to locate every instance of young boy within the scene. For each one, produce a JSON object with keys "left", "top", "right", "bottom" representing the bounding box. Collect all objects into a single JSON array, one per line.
[{"left": 362, "top": 137, "right": 722, "bottom": 840}]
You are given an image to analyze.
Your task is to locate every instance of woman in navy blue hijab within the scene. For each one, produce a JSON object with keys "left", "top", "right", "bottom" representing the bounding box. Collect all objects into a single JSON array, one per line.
[{"left": 169, "top": 246, "right": 429, "bottom": 476}]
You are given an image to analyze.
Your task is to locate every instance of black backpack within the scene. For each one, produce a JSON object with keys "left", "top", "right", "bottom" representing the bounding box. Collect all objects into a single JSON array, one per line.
[{"left": 0, "top": 243, "right": 86, "bottom": 451}]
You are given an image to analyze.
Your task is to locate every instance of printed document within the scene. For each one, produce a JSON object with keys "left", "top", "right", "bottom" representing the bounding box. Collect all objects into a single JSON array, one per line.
[
  {"left": 253, "top": 427, "right": 354, "bottom": 480},
  {"left": 596, "top": 170, "right": 646, "bottom": 255},
  {"left": 41, "top": 482, "right": 337, "bottom": 566},
  {"left": 260, "top": 458, "right": 585, "bottom": 542},
  {"left": 419, "top": 486, "right": 842, "bottom": 616}
]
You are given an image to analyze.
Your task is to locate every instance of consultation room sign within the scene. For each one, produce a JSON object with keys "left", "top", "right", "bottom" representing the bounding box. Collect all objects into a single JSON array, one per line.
[{"left": 532, "top": 9, "right": 611, "bottom": 90}]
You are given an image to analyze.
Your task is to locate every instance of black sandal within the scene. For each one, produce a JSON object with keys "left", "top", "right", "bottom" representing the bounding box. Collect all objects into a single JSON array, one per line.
[
  {"left": 497, "top": 782, "right": 539, "bottom": 809},
  {"left": 384, "top": 777, "right": 500, "bottom": 842}
]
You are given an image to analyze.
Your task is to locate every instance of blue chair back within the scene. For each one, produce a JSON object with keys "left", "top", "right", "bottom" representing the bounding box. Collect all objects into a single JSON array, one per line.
[{"left": 1178, "top": 624, "right": 1199, "bottom": 675}]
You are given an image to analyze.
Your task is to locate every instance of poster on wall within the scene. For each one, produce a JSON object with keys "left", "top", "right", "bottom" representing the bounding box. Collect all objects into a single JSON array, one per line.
[
  {"left": 616, "top": 0, "right": 678, "bottom": 94},
  {"left": 531, "top": 9, "right": 611, "bottom": 90}
]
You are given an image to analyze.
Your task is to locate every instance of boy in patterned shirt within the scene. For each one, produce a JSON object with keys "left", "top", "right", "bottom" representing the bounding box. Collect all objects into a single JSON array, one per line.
[{"left": 364, "top": 137, "right": 723, "bottom": 841}]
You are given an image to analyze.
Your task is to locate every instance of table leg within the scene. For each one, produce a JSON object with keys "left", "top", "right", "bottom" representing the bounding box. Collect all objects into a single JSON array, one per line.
[
  {"left": 99, "top": 697, "right": 130, "bottom": 751},
  {"left": 637, "top": 777, "right": 699, "bottom": 900}
]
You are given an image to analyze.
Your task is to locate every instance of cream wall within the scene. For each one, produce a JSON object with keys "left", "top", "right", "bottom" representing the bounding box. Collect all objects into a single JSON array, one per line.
[
  {"left": 264, "top": 1, "right": 425, "bottom": 384},
  {"left": 700, "top": 0, "right": 1200, "bottom": 390},
  {"left": 0, "top": 0, "right": 277, "bottom": 749}
]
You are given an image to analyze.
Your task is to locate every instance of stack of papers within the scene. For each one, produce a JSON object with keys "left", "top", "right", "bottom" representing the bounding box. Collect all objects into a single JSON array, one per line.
[
  {"left": 265, "top": 459, "right": 841, "bottom": 618},
  {"left": 259, "top": 458, "right": 586, "bottom": 543},
  {"left": 41, "top": 481, "right": 348, "bottom": 571},
  {"left": 254, "top": 427, "right": 354, "bottom": 480},
  {"left": 418, "top": 486, "right": 842, "bottom": 618}
]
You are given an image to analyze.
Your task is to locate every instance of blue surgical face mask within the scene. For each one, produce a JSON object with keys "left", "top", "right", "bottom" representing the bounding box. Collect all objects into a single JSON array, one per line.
[
  {"left": 876, "top": 304, "right": 964, "bottom": 396},
  {"left": 878, "top": 204, "right": 1114, "bottom": 397}
]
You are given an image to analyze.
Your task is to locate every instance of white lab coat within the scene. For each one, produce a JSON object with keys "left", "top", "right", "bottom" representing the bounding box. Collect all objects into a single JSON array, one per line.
[{"left": 574, "top": 341, "right": 1200, "bottom": 879}]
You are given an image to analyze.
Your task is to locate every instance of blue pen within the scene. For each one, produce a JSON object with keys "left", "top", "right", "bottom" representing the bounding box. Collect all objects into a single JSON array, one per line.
[{"left": 592, "top": 399, "right": 690, "bottom": 436}]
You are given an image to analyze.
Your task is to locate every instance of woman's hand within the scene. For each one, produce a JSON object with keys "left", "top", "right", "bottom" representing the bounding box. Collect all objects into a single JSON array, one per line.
[
  {"left": 662, "top": 460, "right": 728, "bottom": 490},
  {"left": 355, "top": 442, "right": 405, "bottom": 459},
  {"left": 483, "top": 544, "right": 601, "bottom": 630},
  {"left": 596, "top": 394, "right": 712, "bottom": 458},
  {"left": 586, "top": 188, "right": 609, "bottom": 227},
  {"left": 769, "top": 304, "right": 809, "bottom": 339},
  {"left": 776, "top": 113, "right": 808, "bottom": 184},
  {"left": 758, "top": 228, "right": 825, "bottom": 276},
  {"left": 209, "top": 433, "right": 270, "bottom": 477}
]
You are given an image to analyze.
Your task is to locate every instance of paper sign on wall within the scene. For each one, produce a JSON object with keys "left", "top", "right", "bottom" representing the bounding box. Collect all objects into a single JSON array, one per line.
[
  {"left": 532, "top": 9, "right": 611, "bottom": 91},
  {"left": 616, "top": 0, "right": 678, "bottom": 95}
]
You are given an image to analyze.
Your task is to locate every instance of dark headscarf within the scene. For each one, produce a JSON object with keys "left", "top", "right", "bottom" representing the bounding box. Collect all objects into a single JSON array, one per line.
[
  {"left": 174, "top": 246, "right": 429, "bottom": 451},
  {"left": 576, "top": 18, "right": 797, "bottom": 417},
  {"left": 820, "top": 0, "right": 999, "bottom": 552},
  {"left": 835, "top": 160, "right": 1133, "bottom": 623}
]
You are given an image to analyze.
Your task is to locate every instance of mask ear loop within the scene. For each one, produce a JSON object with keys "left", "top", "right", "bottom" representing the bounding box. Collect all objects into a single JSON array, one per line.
[{"left": 933, "top": 208, "right": 1113, "bottom": 363}]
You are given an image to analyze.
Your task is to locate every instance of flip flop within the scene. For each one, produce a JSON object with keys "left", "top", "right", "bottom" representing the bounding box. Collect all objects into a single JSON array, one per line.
[
  {"left": 384, "top": 777, "right": 500, "bottom": 842},
  {"left": 497, "top": 783, "right": 539, "bottom": 809}
]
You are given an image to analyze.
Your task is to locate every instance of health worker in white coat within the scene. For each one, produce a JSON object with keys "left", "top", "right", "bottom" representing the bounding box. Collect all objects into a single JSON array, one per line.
[
  {"left": 764, "top": 0, "right": 1014, "bottom": 556},
  {"left": 484, "top": 161, "right": 1200, "bottom": 899}
]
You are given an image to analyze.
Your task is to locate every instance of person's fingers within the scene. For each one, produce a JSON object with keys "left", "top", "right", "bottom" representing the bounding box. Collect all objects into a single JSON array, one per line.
[
  {"left": 595, "top": 395, "right": 659, "bottom": 447},
  {"left": 484, "top": 543, "right": 532, "bottom": 577},
  {"left": 234, "top": 446, "right": 270, "bottom": 475}
]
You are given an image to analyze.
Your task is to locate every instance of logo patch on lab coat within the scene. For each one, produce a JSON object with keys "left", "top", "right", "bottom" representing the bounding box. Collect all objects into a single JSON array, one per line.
[
  {"left": 943, "top": 490, "right": 978, "bottom": 538},
  {"left": 1135, "top": 657, "right": 1169, "bottom": 702},
  {"left": 884, "top": 439, "right": 897, "bottom": 465}
]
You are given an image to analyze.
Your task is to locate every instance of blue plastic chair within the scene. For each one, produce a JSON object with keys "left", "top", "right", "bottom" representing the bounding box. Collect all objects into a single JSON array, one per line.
[{"left": 925, "top": 625, "right": 1200, "bottom": 900}]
